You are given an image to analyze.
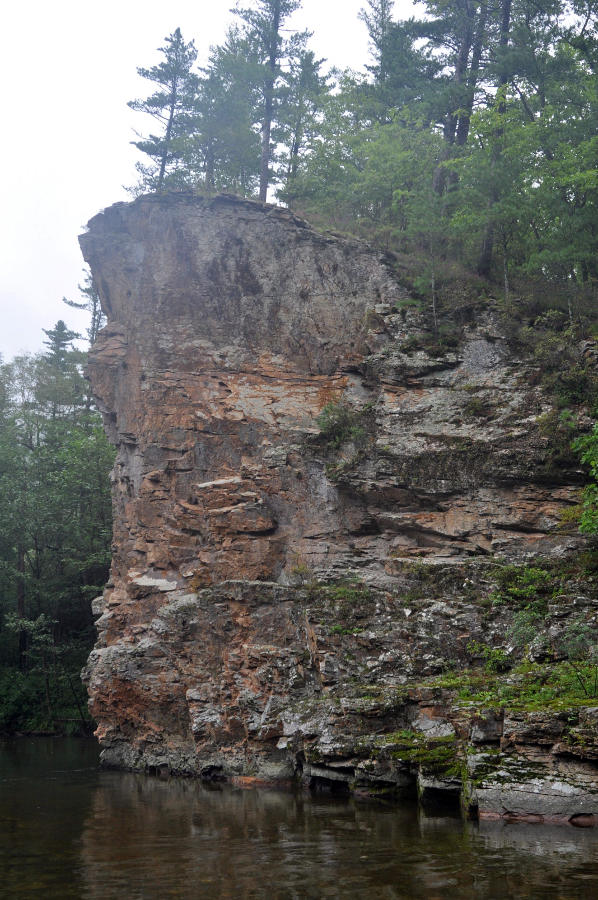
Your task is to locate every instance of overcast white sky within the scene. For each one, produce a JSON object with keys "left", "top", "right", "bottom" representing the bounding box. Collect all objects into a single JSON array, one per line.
[{"left": 0, "top": 0, "right": 416, "bottom": 360}]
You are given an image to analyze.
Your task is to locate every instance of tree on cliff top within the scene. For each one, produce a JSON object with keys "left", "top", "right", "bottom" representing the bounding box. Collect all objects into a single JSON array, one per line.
[
  {"left": 128, "top": 28, "right": 199, "bottom": 193},
  {"left": 189, "top": 26, "right": 263, "bottom": 194},
  {"left": 233, "top": 0, "right": 309, "bottom": 201}
]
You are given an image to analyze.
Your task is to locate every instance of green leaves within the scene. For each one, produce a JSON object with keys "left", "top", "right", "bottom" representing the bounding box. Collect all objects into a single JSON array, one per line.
[
  {"left": 0, "top": 322, "right": 114, "bottom": 733},
  {"left": 284, "top": 1, "right": 598, "bottom": 288},
  {"left": 573, "top": 424, "right": 598, "bottom": 533},
  {"left": 128, "top": 28, "right": 200, "bottom": 193}
]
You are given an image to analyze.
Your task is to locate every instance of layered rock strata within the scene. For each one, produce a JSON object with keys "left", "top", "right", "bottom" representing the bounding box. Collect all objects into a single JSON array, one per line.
[{"left": 80, "top": 192, "right": 597, "bottom": 823}]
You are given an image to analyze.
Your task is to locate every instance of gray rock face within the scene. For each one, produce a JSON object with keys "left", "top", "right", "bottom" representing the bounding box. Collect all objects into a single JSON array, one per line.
[
  {"left": 468, "top": 749, "right": 598, "bottom": 822},
  {"left": 80, "top": 193, "right": 597, "bottom": 823}
]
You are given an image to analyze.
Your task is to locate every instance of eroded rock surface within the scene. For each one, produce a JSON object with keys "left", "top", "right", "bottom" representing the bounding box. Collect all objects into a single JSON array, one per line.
[{"left": 80, "top": 192, "right": 597, "bottom": 823}]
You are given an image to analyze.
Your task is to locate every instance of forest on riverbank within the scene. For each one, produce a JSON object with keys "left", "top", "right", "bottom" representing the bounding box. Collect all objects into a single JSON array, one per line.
[{"left": 0, "top": 287, "right": 114, "bottom": 733}]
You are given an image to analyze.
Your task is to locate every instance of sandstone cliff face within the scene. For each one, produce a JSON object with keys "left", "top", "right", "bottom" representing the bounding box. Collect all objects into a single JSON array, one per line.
[{"left": 80, "top": 193, "right": 597, "bottom": 823}]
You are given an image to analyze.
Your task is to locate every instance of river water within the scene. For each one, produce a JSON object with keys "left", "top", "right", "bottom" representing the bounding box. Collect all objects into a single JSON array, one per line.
[{"left": 1, "top": 737, "right": 597, "bottom": 899}]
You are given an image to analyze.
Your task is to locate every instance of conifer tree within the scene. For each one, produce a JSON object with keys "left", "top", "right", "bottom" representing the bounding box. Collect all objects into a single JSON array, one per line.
[
  {"left": 276, "top": 49, "right": 328, "bottom": 198},
  {"left": 191, "top": 27, "right": 263, "bottom": 194},
  {"left": 0, "top": 317, "right": 114, "bottom": 732},
  {"left": 63, "top": 270, "right": 105, "bottom": 346},
  {"left": 128, "top": 28, "right": 199, "bottom": 193},
  {"left": 359, "top": 0, "right": 394, "bottom": 81},
  {"left": 233, "top": 0, "right": 308, "bottom": 200}
]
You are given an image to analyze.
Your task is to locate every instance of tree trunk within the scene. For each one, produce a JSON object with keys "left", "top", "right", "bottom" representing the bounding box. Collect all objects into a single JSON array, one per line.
[
  {"left": 17, "top": 544, "right": 27, "bottom": 669},
  {"left": 433, "top": 0, "right": 474, "bottom": 195},
  {"left": 455, "top": 0, "right": 488, "bottom": 148},
  {"left": 477, "top": 0, "right": 512, "bottom": 278},
  {"left": 259, "top": 2, "right": 281, "bottom": 202},
  {"left": 158, "top": 89, "right": 177, "bottom": 192}
]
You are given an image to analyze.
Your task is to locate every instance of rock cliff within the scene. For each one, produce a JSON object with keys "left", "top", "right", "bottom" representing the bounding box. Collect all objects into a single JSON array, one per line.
[{"left": 80, "top": 192, "right": 598, "bottom": 824}]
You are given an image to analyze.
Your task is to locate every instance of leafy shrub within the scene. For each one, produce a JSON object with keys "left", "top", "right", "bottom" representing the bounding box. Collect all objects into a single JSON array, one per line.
[
  {"left": 573, "top": 423, "right": 598, "bottom": 533},
  {"left": 399, "top": 325, "right": 461, "bottom": 356},
  {"left": 317, "top": 401, "right": 372, "bottom": 450},
  {"left": 511, "top": 606, "right": 546, "bottom": 650},
  {"left": 536, "top": 407, "right": 579, "bottom": 469},
  {"left": 464, "top": 396, "right": 495, "bottom": 419},
  {"left": 467, "top": 640, "right": 510, "bottom": 673},
  {"left": 491, "top": 564, "right": 552, "bottom": 607},
  {"left": 553, "top": 617, "right": 598, "bottom": 698}
]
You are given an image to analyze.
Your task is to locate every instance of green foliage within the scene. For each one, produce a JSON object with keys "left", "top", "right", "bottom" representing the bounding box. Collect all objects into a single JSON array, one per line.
[
  {"left": 487, "top": 564, "right": 554, "bottom": 651},
  {"left": 517, "top": 315, "right": 598, "bottom": 411},
  {"left": 554, "top": 617, "right": 598, "bottom": 698},
  {"left": 316, "top": 401, "right": 372, "bottom": 450},
  {"left": 128, "top": 28, "right": 200, "bottom": 193},
  {"left": 123, "top": 2, "right": 598, "bottom": 300},
  {"left": 573, "top": 423, "right": 598, "bottom": 533},
  {"left": 189, "top": 27, "right": 263, "bottom": 195},
  {"left": 399, "top": 325, "right": 461, "bottom": 356},
  {"left": 274, "top": 49, "right": 329, "bottom": 196},
  {"left": 467, "top": 640, "right": 510, "bottom": 674},
  {"left": 329, "top": 624, "right": 364, "bottom": 636},
  {"left": 380, "top": 731, "right": 460, "bottom": 776},
  {"left": 282, "top": 1, "right": 598, "bottom": 299},
  {"left": 490, "top": 564, "right": 552, "bottom": 607},
  {"left": 429, "top": 659, "right": 598, "bottom": 711},
  {"left": 0, "top": 319, "right": 114, "bottom": 734},
  {"left": 463, "top": 396, "right": 495, "bottom": 419},
  {"left": 537, "top": 408, "right": 579, "bottom": 468},
  {"left": 0, "top": 669, "right": 41, "bottom": 733},
  {"left": 311, "top": 579, "right": 372, "bottom": 605},
  {"left": 63, "top": 269, "right": 105, "bottom": 345}
]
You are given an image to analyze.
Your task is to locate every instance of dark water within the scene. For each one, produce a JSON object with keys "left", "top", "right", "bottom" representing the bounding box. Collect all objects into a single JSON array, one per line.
[{"left": 1, "top": 739, "right": 598, "bottom": 899}]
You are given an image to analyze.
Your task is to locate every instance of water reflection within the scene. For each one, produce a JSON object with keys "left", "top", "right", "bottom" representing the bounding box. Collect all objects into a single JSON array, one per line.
[
  {"left": 2, "top": 739, "right": 598, "bottom": 899},
  {"left": 0, "top": 737, "right": 99, "bottom": 899},
  {"left": 80, "top": 772, "right": 598, "bottom": 899}
]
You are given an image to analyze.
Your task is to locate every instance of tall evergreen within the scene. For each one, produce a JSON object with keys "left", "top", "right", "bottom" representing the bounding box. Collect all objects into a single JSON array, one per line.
[
  {"left": 285, "top": 0, "right": 598, "bottom": 286},
  {"left": 233, "top": 0, "right": 308, "bottom": 200},
  {"left": 359, "top": 0, "right": 395, "bottom": 81},
  {"left": 0, "top": 316, "right": 114, "bottom": 734},
  {"left": 63, "top": 270, "right": 105, "bottom": 346},
  {"left": 191, "top": 27, "right": 263, "bottom": 194},
  {"left": 276, "top": 49, "right": 329, "bottom": 200},
  {"left": 128, "top": 28, "right": 199, "bottom": 193}
]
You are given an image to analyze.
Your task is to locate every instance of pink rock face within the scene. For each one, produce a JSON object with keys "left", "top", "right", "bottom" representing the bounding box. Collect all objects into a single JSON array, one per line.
[{"left": 80, "top": 193, "right": 596, "bottom": 822}]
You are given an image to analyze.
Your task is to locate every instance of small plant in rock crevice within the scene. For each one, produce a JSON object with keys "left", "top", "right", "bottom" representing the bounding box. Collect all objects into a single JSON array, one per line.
[
  {"left": 316, "top": 401, "right": 374, "bottom": 450},
  {"left": 467, "top": 640, "right": 510, "bottom": 674},
  {"left": 463, "top": 396, "right": 495, "bottom": 419},
  {"left": 553, "top": 616, "right": 598, "bottom": 698},
  {"left": 490, "top": 564, "right": 552, "bottom": 609}
]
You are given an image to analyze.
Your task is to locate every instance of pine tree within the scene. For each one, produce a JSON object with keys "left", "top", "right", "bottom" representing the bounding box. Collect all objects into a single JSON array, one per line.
[
  {"left": 37, "top": 321, "right": 85, "bottom": 420},
  {"left": 276, "top": 49, "right": 328, "bottom": 200},
  {"left": 233, "top": 0, "right": 308, "bottom": 201},
  {"left": 0, "top": 318, "right": 114, "bottom": 732},
  {"left": 190, "top": 27, "right": 263, "bottom": 194},
  {"left": 128, "top": 28, "right": 199, "bottom": 193},
  {"left": 359, "top": 0, "right": 394, "bottom": 81},
  {"left": 63, "top": 270, "right": 105, "bottom": 346}
]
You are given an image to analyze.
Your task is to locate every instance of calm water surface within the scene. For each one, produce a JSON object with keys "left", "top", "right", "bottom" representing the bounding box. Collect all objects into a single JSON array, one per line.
[{"left": 1, "top": 737, "right": 597, "bottom": 899}]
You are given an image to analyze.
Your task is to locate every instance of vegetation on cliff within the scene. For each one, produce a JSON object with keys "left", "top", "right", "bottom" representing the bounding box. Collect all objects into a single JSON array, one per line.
[
  {"left": 128, "top": 1, "right": 598, "bottom": 519},
  {"left": 129, "top": 0, "right": 598, "bottom": 296}
]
